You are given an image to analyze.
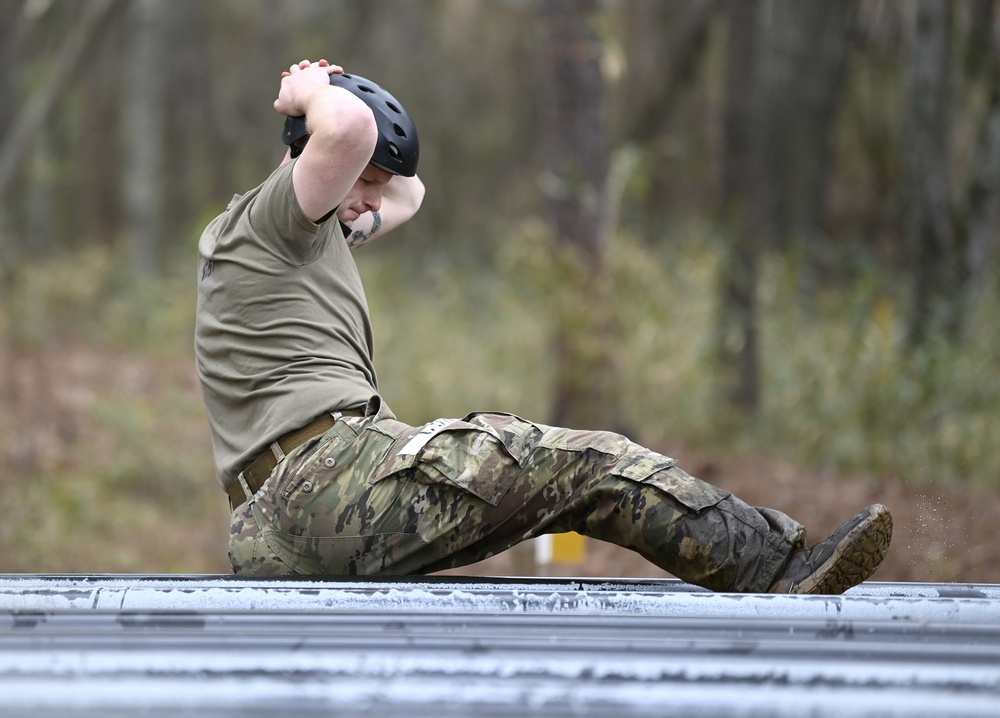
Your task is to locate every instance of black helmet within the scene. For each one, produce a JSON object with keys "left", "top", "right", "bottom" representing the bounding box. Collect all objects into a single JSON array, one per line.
[{"left": 282, "top": 72, "right": 419, "bottom": 177}]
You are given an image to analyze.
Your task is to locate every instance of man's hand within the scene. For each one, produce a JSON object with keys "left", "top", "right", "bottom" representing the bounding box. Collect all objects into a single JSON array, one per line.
[
  {"left": 274, "top": 58, "right": 378, "bottom": 222},
  {"left": 273, "top": 59, "right": 343, "bottom": 118}
]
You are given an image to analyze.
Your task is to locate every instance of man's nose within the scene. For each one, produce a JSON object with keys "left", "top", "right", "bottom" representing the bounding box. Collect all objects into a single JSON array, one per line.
[{"left": 365, "top": 190, "right": 382, "bottom": 213}]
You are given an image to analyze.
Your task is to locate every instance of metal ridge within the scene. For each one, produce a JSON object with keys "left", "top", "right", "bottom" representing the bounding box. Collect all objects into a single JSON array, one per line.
[
  {"left": 3, "top": 575, "right": 1000, "bottom": 717},
  {"left": 2, "top": 574, "right": 999, "bottom": 622}
]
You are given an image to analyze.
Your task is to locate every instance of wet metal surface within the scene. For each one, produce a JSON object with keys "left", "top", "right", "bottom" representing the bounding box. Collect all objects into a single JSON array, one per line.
[{"left": 2, "top": 575, "right": 999, "bottom": 717}]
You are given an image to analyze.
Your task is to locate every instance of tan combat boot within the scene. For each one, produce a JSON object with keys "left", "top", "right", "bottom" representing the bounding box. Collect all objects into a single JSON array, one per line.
[{"left": 769, "top": 504, "right": 893, "bottom": 595}]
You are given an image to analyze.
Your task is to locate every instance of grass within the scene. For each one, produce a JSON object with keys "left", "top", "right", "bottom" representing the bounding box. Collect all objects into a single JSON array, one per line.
[{"left": 1, "top": 226, "right": 997, "bottom": 571}]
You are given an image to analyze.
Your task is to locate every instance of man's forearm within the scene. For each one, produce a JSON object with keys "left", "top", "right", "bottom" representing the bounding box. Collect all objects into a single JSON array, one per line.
[
  {"left": 383, "top": 174, "right": 425, "bottom": 217},
  {"left": 345, "top": 175, "right": 425, "bottom": 250}
]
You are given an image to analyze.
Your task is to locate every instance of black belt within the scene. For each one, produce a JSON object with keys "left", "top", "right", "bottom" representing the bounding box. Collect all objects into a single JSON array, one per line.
[{"left": 227, "top": 409, "right": 365, "bottom": 511}]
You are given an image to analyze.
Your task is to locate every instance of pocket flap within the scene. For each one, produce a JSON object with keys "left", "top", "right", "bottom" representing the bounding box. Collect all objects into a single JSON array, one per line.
[
  {"left": 612, "top": 451, "right": 727, "bottom": 512},
  {"left": 371, "top": 419, "right": 519, "bottom": 505}
]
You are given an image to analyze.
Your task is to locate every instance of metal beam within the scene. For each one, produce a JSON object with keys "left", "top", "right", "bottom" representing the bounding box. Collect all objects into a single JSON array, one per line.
[
  {"left": 2, "top": 574, "right": 999, "bottom": 621},
  {"left": 2, "top": 575, "right": 999, "bottom": 717}
]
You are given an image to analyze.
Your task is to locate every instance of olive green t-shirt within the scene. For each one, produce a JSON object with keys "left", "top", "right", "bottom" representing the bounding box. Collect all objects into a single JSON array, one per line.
[{"left": 195, "top": 160, "right": 379, "bottom": 490}]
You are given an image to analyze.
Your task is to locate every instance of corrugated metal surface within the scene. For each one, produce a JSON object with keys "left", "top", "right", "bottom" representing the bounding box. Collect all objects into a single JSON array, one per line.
[{"left": 2, "top": 575, "right": 999, "bottom": 717}]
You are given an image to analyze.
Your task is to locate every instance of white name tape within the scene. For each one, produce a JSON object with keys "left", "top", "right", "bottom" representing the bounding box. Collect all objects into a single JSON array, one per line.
[{"left": 397, "top": 417, "right": 461, "bottom": 456}]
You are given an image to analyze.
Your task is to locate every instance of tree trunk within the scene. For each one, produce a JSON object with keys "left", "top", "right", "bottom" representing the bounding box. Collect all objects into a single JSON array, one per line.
[
  {"left": 614, "top": 0, "right": 715, "bottom": 232},
  {"left": 766, "top": 0, "right": 852, "bottom": 297},
  {"left": 538, "top": 0, "right": 624, "bottom": 432},
  {"left": 122, "top": 0, "right": 167, "bottom": 277},
  {"left": 0, "top": 0, "right": 116, "bottom": 206},
  {"left": 902, "top": 0, "right": 960, "bottom": 346},
  {"left": 961, "top": 0, "right": 1000, "bottom": 326},
  {"left": 716, "top": 0, "right": 766, "bottom": 414},
  {"left": 79, "top": 9, "right": 127, "bottom": 249},
  {"left": 616, "top": 0, "right": 715, "bottom": 145}
]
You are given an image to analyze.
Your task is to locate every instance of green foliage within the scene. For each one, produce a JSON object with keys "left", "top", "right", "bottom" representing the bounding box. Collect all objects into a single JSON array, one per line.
[
  {"left": 741, "top": 257, "right": 1000, "bottom": 488},
  {"left": 2, "top": 246, "right": 197, "bottom": 353},
  {"left": 363, "top": 232, "right": 552, "bottom": 424},
  {"left": 0, "top": 247, "right": 224, "bottom": 573},
  {"left": 2, "top": 234, "right": 999, "bottom": 571},
  {"left": 371, "top": 222, "right": 1000, "bottom": 488},
  {"left": 3, "top": 246, "right": 118, "bottom": 346}
]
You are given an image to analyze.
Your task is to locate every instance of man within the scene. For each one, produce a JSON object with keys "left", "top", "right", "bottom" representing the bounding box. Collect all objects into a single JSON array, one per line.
[{"left": 195, "top": 59, "right": 892, "bottom": 593}]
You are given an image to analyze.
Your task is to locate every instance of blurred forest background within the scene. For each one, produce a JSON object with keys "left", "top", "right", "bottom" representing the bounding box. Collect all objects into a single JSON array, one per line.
[{"left": 2, "top": 0, "right": 999, "bottom": 582}]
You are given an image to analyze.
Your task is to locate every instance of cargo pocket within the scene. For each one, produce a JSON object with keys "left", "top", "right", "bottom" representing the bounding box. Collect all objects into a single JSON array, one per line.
[
  {"left": 611, "top": 446, "right": 728, "bottom": 513},
  {"left": 536, "top": 425, "right": 727, "bottom": 514},
  {"left": 277, "top": 420, "right": 361, "bottom": 502},
  {"left": 371, "top": 417, "right": 522, "bottom": 505}
]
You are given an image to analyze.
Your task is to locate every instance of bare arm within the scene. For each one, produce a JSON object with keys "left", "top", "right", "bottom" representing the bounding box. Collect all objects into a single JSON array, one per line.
[
  {"left": 273, "top": 60, "right": 378, "bottom": 222},
  {"left": 345, "top": 174, "right": 426, "bottom": 249}
]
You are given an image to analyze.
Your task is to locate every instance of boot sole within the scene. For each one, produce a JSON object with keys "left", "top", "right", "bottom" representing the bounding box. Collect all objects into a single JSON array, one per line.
[{"left": 797, "top": 504, "right": 893, "bottom": 595}]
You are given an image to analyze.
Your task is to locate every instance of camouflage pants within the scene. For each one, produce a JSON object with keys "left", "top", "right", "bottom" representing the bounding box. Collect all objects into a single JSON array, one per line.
[{"left": 229, "top": 408, "right": 806, "bottom": 592}]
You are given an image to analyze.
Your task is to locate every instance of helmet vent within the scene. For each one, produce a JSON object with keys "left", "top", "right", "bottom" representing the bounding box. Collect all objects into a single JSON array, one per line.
[{"left": 320, "top": 71, "right": 418, "bottom": 176}]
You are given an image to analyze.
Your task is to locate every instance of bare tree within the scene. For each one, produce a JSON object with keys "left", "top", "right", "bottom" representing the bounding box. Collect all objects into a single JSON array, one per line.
[
  {"left": 716, "top": 0, "right": 767, "bottom": 414},
  {"left": 615, "top": 0, "right": 715, "bottom": 145},
  {"left": 538, "top": 0, "right": 624, "bottom": 432},
  {"left": 0, "top": 0, "right": 116, "bottom": 208},
  {"left": 714, "top": 0, "right": 855, "bottom": 413},
  {"left": 960, "top": 0, "right": 1000, "bottom": 325},
  {"left": 610, "top": 0, "right": 715, "bottom": 229},
  {"left": 766, "top": 0, "right": 853, "bottom": 296},
  {"left": 902, "top": 0, "right": 960, "bottom": 345},
  {"left": 122, "top": 0, "right": 167, "bottom": 277}
]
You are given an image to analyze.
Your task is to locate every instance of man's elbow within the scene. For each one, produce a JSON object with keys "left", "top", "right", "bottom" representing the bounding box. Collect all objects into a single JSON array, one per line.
[
  {"left": 337, "top": 107, "right": 379, "bottom": 159},
  {"left": 410, "top": 176, "right": 426, "bottom": 213},
  {"left": 308, "top": 90, "right": 379, "bottom": 158},
  {"left": 390, "top": 175, "right": 425, "bottom": 220}
]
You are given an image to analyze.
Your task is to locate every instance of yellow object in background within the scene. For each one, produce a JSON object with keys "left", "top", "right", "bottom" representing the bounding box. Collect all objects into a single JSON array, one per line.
[
  {"left": 552, "top": 532, "right": 586, "bottom": 563},
  {"left": 535, "top": 532, "right": 587, "bottom": 567}
]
